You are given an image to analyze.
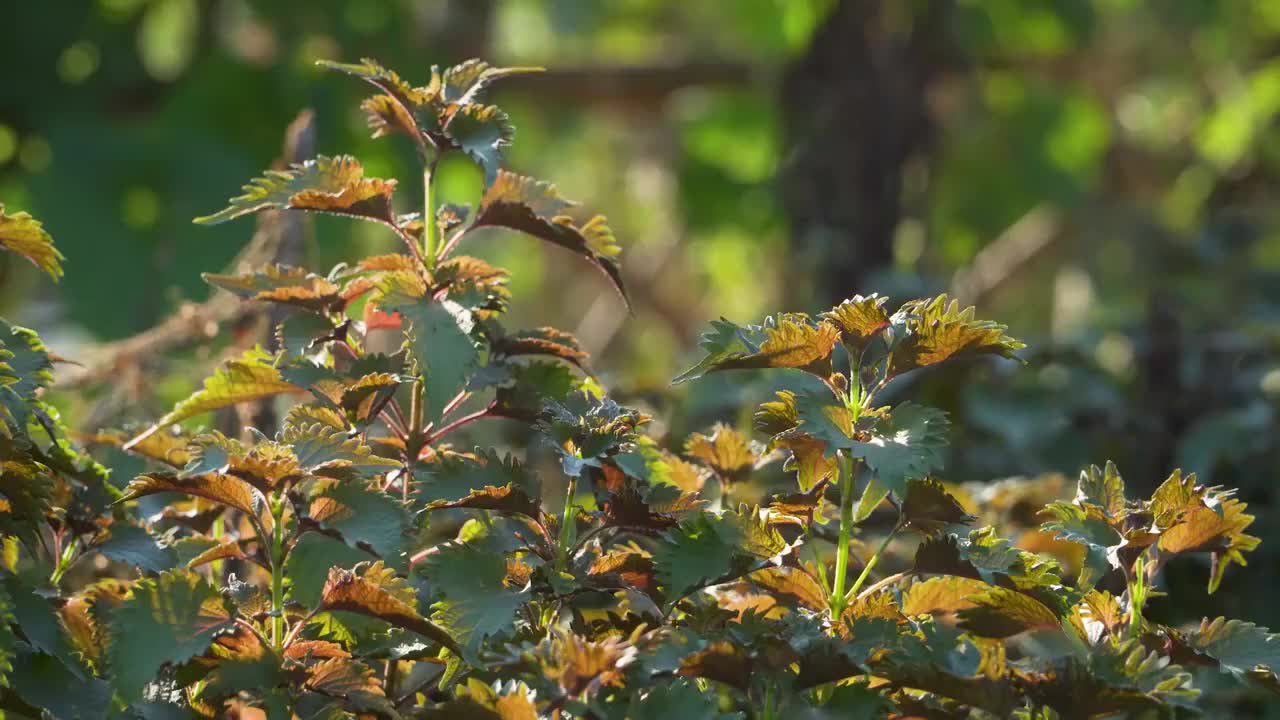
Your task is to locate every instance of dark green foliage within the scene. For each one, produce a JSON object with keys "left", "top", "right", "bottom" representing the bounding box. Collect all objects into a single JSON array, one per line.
[{"left": 1, "top": 56, "right": 1279, "bottom": 720}]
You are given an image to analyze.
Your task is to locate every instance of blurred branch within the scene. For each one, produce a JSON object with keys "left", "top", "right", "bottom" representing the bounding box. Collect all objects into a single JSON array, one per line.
[
  {"left": 502, "top": 62, "right": 756, "bottom": 108},
  {"left": 950, "top": 205, "right": 1064, "bottom": 307},
  {"left": 59, "top": 110, "right": 318, "bottom": 394}
]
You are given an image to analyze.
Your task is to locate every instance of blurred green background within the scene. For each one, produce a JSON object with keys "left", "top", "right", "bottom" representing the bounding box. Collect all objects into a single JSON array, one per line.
[{"left": 3, "top": 0, "right": 1280, "bottom": 697}]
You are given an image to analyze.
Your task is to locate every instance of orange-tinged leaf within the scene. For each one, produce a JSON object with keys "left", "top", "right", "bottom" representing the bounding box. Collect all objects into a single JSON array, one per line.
[
  {"left": 900, "top": 576, "right": 989, "bottom": 617},
  {"left": 319, "top": 564, "right": 459, "bottom": 652},
  {"left": 1157, "top": 498, "right": 1259, "bottom": 593},
  {"left": 750, "top": 566, "right": 828, "bottom": 612},
  {"left": 473, "top": 170, "right": 625, "bottom": 304},
  {"left": 683, "top": 423, "right": 759, "bottom": 485},
  {"left": 204, "top": 265, "right": 342, "bottom": 313},
  {"left": 0, "top": 204, "right": 63, "bottom": 280},
  {"left": 957, "top": 586, "right": 1061, "bottom": 638},
  {"left": 888, "top": 295, "right": 1024, "bottom": 377},
  {"left": 823, "top": 294, "right": 890, "bottom": 355},
  {"left": 194, "top": 155, "right": 397, "bottom": 227},
  {"left": 125, "top": 347, "right": 298, "bottom": 449},
  {"left": 186, "top": 540, "right": 254, "bottom": 570},
  {"left": 120, "top": 472, "right": 267, "bottom": 528},
  {"left": 674, "top": 314, "right": 840, "bottom": 384},
  {"left": 491, "top": 326, "right": 589, "bottom": 369}
]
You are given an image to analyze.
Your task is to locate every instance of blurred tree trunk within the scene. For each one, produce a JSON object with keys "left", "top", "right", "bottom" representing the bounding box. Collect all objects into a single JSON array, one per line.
[{"left": 779, "top": 0, "right": 953, "bottom": 307}]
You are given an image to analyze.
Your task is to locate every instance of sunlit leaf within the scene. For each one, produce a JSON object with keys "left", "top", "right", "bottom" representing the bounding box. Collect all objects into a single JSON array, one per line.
[
  {"left": 674, "top": 314, "right": 840, "bottom": 384},
  {"left": 888, "top": 295, "right": 1024, "bottom": 377},
  {"left": 1075, "top": 460, "right": 1127, "bottom": 518},
  {"left": 204, "top": 264, "right": 342, "bottom": 313},
  {"left": 848, "top": 403, "right": 950, "bottom": 497},
  {"left": 120, "top": 471, "right": 266, "bottom": 524},
  {"left": 1158, "top": 496, "right": 1259, "bottom": 593},
  {"left": 320, "top": 562, "right": 458, "bottom": 652},
  {"left": 125, "top": 347, "right": 297, "bottom": 449},
  {"left": 94, "top": 523, "right": 178, "bottom": 574},
  {"left": 472, "top": 170, "right": 625, "bottom": 303},
  {"left": 0, "top": 204, "right": 63, "bottom": 280},
  {"left": 194, "top": 155, "right": 397, "bottom": 227},
  {"left": 822, "top": 294, "right": 890, "bottom": 356},
  {"left": 683, "top": 423, "right": 759, "bottom": 485},
  {"left": 1185, "top": 617, "right": 1280, "bottom": 682}
]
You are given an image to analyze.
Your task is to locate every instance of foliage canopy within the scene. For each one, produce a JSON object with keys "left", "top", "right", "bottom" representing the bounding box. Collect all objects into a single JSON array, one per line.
[{"left": 0, "top": 56, "right": 1278, "bottom": 719}]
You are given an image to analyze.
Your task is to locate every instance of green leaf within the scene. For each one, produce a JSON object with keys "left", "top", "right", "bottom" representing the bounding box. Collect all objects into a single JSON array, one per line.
[
  {"left": 4, "top": 578, "right": 86, "bottom": 679},
  {"left": 385, "top": 296, "right": 480, "bottom": 424},
  {"left": 287, "top": 532, "right": 373, "bottom": 608},
  {"left": 888, "top": 295, "right": 1024, "bottom": 377},
  {"left": 1186, "top": 617, "right": 1280, "bottom": 681},
  {"left": 9, "top": 646, "right": 111, "bottom": 720},
  {"left": 420, "top": 542, "right": 530, "bottom": 652},
  {"left": 537, "top": 393, "right": 648, "bottom": 476},
  {"left": 624, "top": 678, "right": 738, "bottom": 720},
  {"left": 653, "top": 506, "right": 787, "bottom": 601},
  {"left": 310, "top": 482, "right": 411, "bottom": 567},
  {"left": 472, "top": 170, "right": 626, "bottom": 304},
  {"left": 0, "top": 204, "right": 64, "bottom": 280},
  {"left": 673, "top": 314, "right": 840, "bottom": 384},
  {"left": 1040, "top": 501, "right": 1122, "bottom": 590},
  {"left": 194, "top": 155, "right": 397, "bottom": 227},
  {"left": 794, "top": 682, "right": 892, "bottom": 720},
  {"left": 1075, "top": 460, "right": 1127, "bottom": 518},
  {"left": 105, "top": 570, "right": 236, "bottom": 701},
  {"left": 419, "top": 449, "right": 542, "bottom": 519},
  {"left": 848, "top": 403, "right": 950, "bottom": 496},
  {"left": 125, "top": 347, "right": 298, "bottom": 449},
  {"left": 445, "top": 103, "right": 514, "bottom": 184},
  {"left": 95, "top": 523, "right": 178, "bottom": 574}
]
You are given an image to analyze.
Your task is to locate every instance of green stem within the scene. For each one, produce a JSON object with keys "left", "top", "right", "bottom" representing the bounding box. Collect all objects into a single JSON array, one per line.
[
  {"left": 422, "top": 163, "right": 437, "bottom": 268},
  {"left": 269, "top": 495, "right": 286, "bottom": 649},
  {"left": 845, "top": 527, "right": 897, "bottom": 604},
  {"left": 829, "top": 452, "right": 856, "bottom": 619},
  {"left": 49, "top": 537, "right": 78, "bottom": 586},
  {"left": 556, "top": 474, "right": 580, "bottom": 571},
  {"left": 1128, "top": 553, "right": 1148, "bottom": 640}
]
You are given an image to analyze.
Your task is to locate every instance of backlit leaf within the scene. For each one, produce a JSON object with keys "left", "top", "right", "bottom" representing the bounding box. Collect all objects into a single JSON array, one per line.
[
  {"left": 822, "top": 294, "right": 890, "bottom": 356},
  {"left": 204, "top": 264, "right": 342, "bottom": 313},
  {"left": 957, "top": 586, "right": 1061, "bottom": 638},
  {"left": 674, "top": 314, "right": 839, "bottom": 384},
  {"left": 320, "top": 563, "right": 458, "bottom": 652},
  {"left": 888, "top": 295, "right": 1024, "bottom": 377},
  {"left": 384, "top": 296, "right": 479, "bottom": 423},
  {"left": 195, "top": 155, "right": 397, "bottom": 227},
  {"left": 1157, "top": 496, "right": 1259, "bottom": 593},
  {"left": 472, "top": 170, "right": 625, "bottom": 304},
  {"left": 490, "top": 326, "right": 589, "bottom": 370},
  {"left": 0, "top": 204, "right": 63, "bottom": 280},
  {"left": 125, "top": 347, "right": 297, "bottom": 449},
  {"left": 1075, "top": 461, "right": 1127, "bottom": 518},
  {"left": 120, "top": 471, "right": 266, "bottom": 523},
  {"left": 683, "top": 423, "right": 759, "bottom": 485},
  {"left": 902, "top": 478, "right": 975, "bottom": 533}
]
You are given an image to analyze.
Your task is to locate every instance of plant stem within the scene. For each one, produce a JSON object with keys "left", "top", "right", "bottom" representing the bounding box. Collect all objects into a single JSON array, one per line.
[
  {"left": 422, "top": 162, "right": 437, "bottom": 268},
  {"left": 845, "top": 527, "right": 897, "bottom": 604},
  {"left": 1128, "top": 552, "right": 1148, "bottom": 640},
  {"left": 269, "top": 494, "right": 286, "bottom": 649},
  {"left": 829, "top": 452, "right": 856, "bottom": 620},
  {"left": 556, "top": 474, "right": 580, "bottom": 571}
]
